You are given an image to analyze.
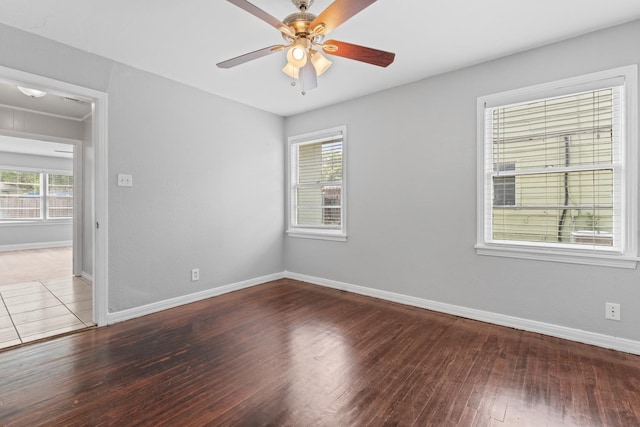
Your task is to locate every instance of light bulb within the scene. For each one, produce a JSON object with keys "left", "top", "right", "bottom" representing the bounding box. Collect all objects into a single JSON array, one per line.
[
  {"left": 292, "top": 47, "right": 305, "bottom": 61},
  {"left": 286, "top": 45, "right": 307, "bottom": 68}
]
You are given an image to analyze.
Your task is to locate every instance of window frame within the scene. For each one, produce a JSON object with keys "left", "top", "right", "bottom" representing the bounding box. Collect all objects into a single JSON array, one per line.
[
  {"left": 287, "top": 125, "right": 347, "bottom": 241},
  {"left": 0, "top": 166, "right": 73, "bottom": 225},
  {"left": 476, "top": 66, "right": 638, "bottom": 268}
]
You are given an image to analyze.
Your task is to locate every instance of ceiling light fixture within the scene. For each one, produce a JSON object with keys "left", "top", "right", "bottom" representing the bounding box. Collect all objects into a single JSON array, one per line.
[
  {"left": 282, "top": 43, "right": 332, "bottom": 90},
  {"left": 286, "top": 41, "right": 308, "bottom": 69},
  {"left": 17, "top": 86, "right": 47, "bottom": 98},
  {"left": 282, "top": 62, "right": 299, "bottom": 79},
  {"left": 310, "top": 50, "right": 332, "bottom": 76},
  {"left": 217, "top": 0, "right": 396, "bottom": 95}
]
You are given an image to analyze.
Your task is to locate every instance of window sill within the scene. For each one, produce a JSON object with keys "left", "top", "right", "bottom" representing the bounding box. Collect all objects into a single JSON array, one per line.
[
  {"left": 475, "top": 244, "right": 638, "bottom": 269},
  {"left": 287, "top": 229, "right": 347, "bottom": 242},
  {"left": 0, "top": 220, "right": 73, "bottom": 227}
]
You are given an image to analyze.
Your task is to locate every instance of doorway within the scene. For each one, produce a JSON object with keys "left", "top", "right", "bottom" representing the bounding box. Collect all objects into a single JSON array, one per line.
[
  {"left": 0, "top": 66, "right": 108, "bottom": 349},
  {"left": 0, "top": 135, "right": 91, "bottom": 348}
]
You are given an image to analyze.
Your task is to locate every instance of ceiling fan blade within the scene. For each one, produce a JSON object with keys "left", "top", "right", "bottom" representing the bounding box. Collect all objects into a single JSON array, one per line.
[
  {"left": 217, "top": 45, "right": 285, "bottom": 69},
  {"left": 299, "top": 61, "right": 318, "bottom": 91},
  {"left": 310, "top": 0, "right": 377, "bottom": 35},
  {"left": 322, "top": 40, "right": 395, "bottom": 67},
  {"left": 226, "top": 0, "right": 296, "bottom": 38}
]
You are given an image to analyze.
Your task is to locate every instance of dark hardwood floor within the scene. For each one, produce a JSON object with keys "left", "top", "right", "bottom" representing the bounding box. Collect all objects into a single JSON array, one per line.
[{"left": 1, "top": 278, "right": 639, "bottom": 426}]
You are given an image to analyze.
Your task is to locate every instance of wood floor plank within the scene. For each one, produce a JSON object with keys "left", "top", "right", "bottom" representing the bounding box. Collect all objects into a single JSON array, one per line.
[{"left": 0, "top": 278, "right": 639, "bottom": 426}]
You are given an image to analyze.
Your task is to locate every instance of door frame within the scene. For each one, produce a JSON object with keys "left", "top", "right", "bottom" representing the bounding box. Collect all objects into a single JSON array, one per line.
[{"left": 0, "top": 65, "right": 109, "bottom": 326}]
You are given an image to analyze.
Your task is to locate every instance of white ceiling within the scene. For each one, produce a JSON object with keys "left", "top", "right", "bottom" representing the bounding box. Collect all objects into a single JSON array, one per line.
[
  {"left": 0, "top": 135, "right": 74, "bottom": 158},
  {"left": 0, "top": 80, "right": 91, "bottom": 120},
  {"left": 0, "top": 0, "right": 639, "bottom": 117}
]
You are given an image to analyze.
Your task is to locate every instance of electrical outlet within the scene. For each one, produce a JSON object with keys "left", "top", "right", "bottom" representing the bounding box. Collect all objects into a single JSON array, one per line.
[
  {"left": 605, "top": 302, "right": 621, "bottom": 321},
  {"left": 117, "top": 174, "right": 133, "bottom": 187},
  {"left": 191, "top": 268, "right": 200, "bottom": 282}
]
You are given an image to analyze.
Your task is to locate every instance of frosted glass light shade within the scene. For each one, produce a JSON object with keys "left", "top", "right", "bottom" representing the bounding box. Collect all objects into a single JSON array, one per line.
[
  {"left": 311, "top": 52, "right": 332, "bottom": 76},
  {"left": 282, "top": 63, "right": 300, "bottom": 79},
  {"left": 17, "top": 86, "right": 47, "bottom": 98}
]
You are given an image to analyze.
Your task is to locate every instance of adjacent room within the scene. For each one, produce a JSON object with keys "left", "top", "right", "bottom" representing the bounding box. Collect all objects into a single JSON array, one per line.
[
  {"left": 1, "top": 0, "right": 640, "bottom": 425},
  {"left": 0, "top": 83, "right": 95, "bottom": 347}
]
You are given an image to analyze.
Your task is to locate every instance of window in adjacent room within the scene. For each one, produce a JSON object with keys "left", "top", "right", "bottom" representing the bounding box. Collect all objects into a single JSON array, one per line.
[
  {"left": 476, "top": 66, "right": 638, "bottom": 268},
  {"left": 47, "top": 173, "right": 74, "bottom": 219},
  {"left": 0, "top": 169, "right": 73, "bottom": 222},
  {"left": 288, "top": 126, "right": 346, "bottom": 241}
]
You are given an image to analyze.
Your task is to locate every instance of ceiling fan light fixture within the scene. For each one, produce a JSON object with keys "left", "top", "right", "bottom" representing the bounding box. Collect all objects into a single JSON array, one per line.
[
  {"left": 219, "top": 0, "right": 396, "bottom": 93},
  {"left": 311, "top": 51, "right": 332, "bottom": 76},
  {"left": 299, "top": 60, "right": 318, "bottom": 93},
  {"left": 287, "top": 45, "right": 307, "bottom": 68},
  {"left": 282, "top": 63, "right": 299, "bottom": 79},
  {"left": 17, "top": 86, "right": 47, "bottom": 98},
  {"left": 292, "top": 47, "right": 305, "bottom": 61}
]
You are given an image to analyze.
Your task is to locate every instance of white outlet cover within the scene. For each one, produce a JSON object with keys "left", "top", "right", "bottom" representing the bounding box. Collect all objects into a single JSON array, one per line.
[
  {"left": 605, "top": 302, "right": 621, "bottom": 321},
  {"left": 117, "top": 174, "right": 133, "bottom": 187}
]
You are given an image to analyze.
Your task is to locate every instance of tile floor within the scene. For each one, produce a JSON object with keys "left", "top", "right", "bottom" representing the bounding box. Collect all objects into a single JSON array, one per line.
[{"left": 0, "top": 276, "right": 94, "bottom": 351}]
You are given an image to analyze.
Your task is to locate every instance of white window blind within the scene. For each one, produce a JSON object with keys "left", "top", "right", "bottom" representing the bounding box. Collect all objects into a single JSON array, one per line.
[
  {"left": 477, "top": 66, "right": 638, "bottom": 267},
  {"left": 486, "top": 87, "right": 621, "bottom": 249},
  {"left": 288, "top": 126, "right": 346, "bottom": 240}
]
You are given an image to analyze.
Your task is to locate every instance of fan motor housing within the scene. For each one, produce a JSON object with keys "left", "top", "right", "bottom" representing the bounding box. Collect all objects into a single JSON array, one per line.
[{"left": 283, "top": 12, "right": 316, "bottom": 36}]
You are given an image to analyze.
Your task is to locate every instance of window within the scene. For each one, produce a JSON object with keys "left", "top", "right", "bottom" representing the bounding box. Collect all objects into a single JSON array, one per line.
[
  {"left": 0, "top": 170, "right": 41, "bottom": 220},
  {"left": 0, "top": 169, "right": 73, "bottom": 222},
  {"left": 288, "top": 126, "right": 346, "bottom": 241},
  {"left": 493, "top": 162, "right": 515, "bottom": 207},
  {"left": 47, "top": 174, "right": 74, "bottom": 219},
  {"left": 476, "top": 66, "right": 638, "bottom": 268}
]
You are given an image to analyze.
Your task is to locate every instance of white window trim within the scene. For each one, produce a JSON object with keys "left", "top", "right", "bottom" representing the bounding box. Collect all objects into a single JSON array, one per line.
[
  {"left": 287, "top": 125, "right": 347, "bottom": 242},
  {"left": 476, "top": 65, "right": 638, "bottom": 268}
]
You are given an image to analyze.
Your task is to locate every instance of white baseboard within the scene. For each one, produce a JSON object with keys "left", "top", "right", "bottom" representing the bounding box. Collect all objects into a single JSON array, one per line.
[
  {"left": 0, "top": 240, "right": 72, "bottom": 252},
  {"left": 284, "top": 271, "right": 640, "bottom": 356},
  {"left": 102, "top": 269, "right": 640, "bottom": 355},
  {"left": 106, "top": 272, "right": 285, "bottom": 325},
  {"left": 80, "top": 272, "right": 94, "bottom": 283}
]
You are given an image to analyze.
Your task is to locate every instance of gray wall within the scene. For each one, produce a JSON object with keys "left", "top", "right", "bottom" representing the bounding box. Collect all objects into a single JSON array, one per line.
[
  {"left": 284, "top": 20, "right": 640, "bottom": 342},
  {"left": 0, "top": 23, "right": 285, "bottom": 312},
  {"left": 0, "top": 105, "right": 84, "bottom": 140},
  {"left": 107, "top": 64, "right": 284, "bottom": 310},
  {"left": 0, "top": 151, "right": 73, "bottom": 248}
]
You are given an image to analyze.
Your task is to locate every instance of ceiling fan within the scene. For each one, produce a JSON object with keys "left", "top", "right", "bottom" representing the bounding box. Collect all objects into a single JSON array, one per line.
[{"left": 217, "top": 0, "right": 395, "bottom": 94}]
